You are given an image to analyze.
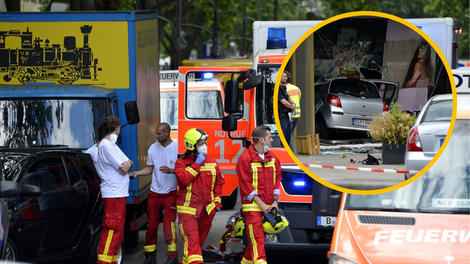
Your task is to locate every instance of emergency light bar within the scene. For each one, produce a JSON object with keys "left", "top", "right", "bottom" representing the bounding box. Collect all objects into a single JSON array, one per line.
[
  {"left": 203, "top": 72, "right": 214, "bottom": 80},
  {"left": 267, "top": 28, "right": 287, "bottom": 49}
]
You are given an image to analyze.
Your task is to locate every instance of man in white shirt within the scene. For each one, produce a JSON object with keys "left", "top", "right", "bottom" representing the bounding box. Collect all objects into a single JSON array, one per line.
[
  {"left": 96, "top": 116, "right": 134, "bottom": 264},
  {"left": 85, "top": 125, "right": 106, "bottom": 170},
  {"left": 130, "top": 123, "right": 178, "bottom": 264}
]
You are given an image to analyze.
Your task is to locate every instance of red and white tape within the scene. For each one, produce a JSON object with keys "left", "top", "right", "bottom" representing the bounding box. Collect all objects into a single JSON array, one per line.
[{"left": 303, "top": 164, "right": 419, "bottom": 174}]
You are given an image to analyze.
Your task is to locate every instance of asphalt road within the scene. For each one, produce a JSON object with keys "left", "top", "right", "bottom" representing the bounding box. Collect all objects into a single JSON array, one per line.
[{"left": 292, "top": 142, "right": 411, "bottom": 191}]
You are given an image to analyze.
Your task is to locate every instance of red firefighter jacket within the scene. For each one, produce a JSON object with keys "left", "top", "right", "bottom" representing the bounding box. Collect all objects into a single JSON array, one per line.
[
  {"left": 236, "top": 145, "right": 282, "bottom": 212},
  {"left": 175, "top": 154, "right": 225, "bottom": 217}
]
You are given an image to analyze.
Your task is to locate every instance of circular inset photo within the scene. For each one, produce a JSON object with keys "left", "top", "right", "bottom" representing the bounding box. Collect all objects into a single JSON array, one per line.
[{"left": 273, "top": 11, "right": 457, "bottom": 194}]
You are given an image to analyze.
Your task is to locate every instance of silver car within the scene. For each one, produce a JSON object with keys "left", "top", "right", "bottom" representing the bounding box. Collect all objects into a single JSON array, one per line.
[
  {"left": 314, "top": 78, "right": 398, "bottom": 139},
  {"left": 403, "top": 93, "right": 455, "bottom": 180}
]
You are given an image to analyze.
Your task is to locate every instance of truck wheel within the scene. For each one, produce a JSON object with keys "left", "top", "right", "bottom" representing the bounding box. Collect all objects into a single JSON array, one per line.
[
  {"left": 124, "top": 229, "right": 140, "bottom": 247},
  {"left": 4, "top": 238, "right": 18, "bottom": 261},
  {"left": 222, "top": 187, "right": 238, "bottom": 210}
]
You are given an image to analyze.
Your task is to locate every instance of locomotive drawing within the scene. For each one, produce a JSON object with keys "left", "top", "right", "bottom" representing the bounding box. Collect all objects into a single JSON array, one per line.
[{"left": 0, "top": 25, "right": 101, "bottom": 84}]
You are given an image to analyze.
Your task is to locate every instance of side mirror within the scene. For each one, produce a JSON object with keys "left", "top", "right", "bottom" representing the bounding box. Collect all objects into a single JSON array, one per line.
[
  {"left": 222, "top": 116, "right": 237, "bottom": 131},
  {"left": 243, "top": 75, "right": 264, "bottom": 90},
  {"left": 0, "top": 181, "right": 20, "bottom": 198},
  {"left": 311, "top": 181, "right": 342, "bottom": 216},
  {"left": 20, "top": 184, "right": 42, "bottom": 197},
  {"left": 122, "top": 101, "right": 140, "bottom": 128},
  {"left": 224, "top": 80, "right": 239, "bottom": 114}
]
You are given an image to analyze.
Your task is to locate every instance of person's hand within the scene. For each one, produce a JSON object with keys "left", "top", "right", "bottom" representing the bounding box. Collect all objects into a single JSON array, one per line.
[
  {"left": 259, "top": 202, "right": 271, "bottom": 214},
  {"left": 129, "top": 172, "right": 137, "bottom": 179},
  {"left": 159, "top": 166, "right": 173, "bottom": 174},
  {"left": 120, "top": 160, "right": 132, "bottom": 172},
  {"left": 271, "top": 201, "right": 279, "bottom": 213},
  {"left": 215, "top": 202, "right": 222, "bottom": 212},
  {"left": 290, "top": 103, "right": 296, "bottom": 112},
  {"left": 195, "top": 153, "right": 206, "bottom": 164}
]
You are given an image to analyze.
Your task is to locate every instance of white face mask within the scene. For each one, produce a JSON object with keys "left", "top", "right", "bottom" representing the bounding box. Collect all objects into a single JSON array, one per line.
[
  {"left": 197, "top": 144, "right": 208, "bottom": 155},
  {"left": 261, "top": 139, "right": 270, "bottom": 153},
  {"left": 110, "top": 133, "right": 118, "bottom": 145}
]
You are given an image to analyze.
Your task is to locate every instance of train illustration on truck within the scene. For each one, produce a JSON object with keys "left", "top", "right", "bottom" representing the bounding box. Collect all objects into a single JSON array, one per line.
[{"left": 0, "top": 25, "right": 101, "bottom": 84}]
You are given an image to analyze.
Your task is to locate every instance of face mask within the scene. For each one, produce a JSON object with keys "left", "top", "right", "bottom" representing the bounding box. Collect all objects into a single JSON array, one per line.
[
  {"left": 110, "top": 133, "right": 118, "bottom": 145},
  {"left": 197, "top": 144, "right": 208, "bottom": 155},
  {"left": 261, "top": 139, "right": 270, "bottom": 153}
]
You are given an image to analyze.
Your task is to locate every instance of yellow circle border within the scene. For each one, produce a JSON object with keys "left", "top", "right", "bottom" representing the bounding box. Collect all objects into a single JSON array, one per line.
[{"left": 273, "top": 11, "right": 458, "bottom": 195}]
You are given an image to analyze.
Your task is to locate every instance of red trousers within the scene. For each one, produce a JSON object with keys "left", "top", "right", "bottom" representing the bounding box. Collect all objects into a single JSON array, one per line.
[
  {"left": 143, "top": 190, "right": 178, "bottom": 259},
  {"left": 241, "top": 211, "right": 267, "bottom": 264},
  {"left": 178, "top": 208, "right": 216, "bottom": 264},
  {"left": 97, "top": 197, "right": 126, "bottom": 264}
]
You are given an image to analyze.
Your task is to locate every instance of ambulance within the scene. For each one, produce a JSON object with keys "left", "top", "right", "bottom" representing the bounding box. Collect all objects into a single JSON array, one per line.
[{"left": 312, "top": 89, "right": 470, "bottom": 263}]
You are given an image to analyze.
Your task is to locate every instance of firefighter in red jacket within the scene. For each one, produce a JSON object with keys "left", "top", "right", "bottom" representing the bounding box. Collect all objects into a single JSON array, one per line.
[
  {"left": 175, "top": 128, "right": 225, "bottom": 264},
  {"left": 236, "top": 125, "right": 282, "bottom": 264}
]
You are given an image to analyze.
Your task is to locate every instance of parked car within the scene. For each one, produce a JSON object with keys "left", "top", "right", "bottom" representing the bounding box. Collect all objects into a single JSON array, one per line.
[
  {"left": 403, "top": 91, "right": 466, "bottom": 180},
  {"left": 314, "top": 77, "right": 398, "bottom": 139},
  {"left": 0, "top": 159, "right": 21, "bottom": 260},
  {"left": 0, "top": 148, "right": 118, "bottom": 264}
]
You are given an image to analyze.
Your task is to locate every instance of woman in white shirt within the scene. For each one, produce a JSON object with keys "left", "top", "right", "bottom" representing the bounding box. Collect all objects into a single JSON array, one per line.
[{"left": 96, "top": 116, "right": 134, "bottom": 264}]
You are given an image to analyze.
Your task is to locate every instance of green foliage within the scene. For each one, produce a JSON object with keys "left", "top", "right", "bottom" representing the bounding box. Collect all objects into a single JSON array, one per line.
[{"left": 368, "top": 102, "right": 417, "bottom": 145}]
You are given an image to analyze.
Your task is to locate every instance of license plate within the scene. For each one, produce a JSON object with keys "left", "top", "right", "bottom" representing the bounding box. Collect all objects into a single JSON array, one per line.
[
  {"left": 316, "top": 216, "right": 336, "bottom": 227},
  {"left": 440, "top": 138, "right": 444, "bottom": 146},
  {"left": 353, "top": 118, "right": 371, "bottom": 127}
]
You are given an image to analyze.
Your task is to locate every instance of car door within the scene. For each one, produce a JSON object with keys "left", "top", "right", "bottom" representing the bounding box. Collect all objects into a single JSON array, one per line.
[
  {"left": 14, "top": 154, "right": 88, "bottom": 259},
  {"left": 370, "top": 80, "right": 399, "bottom": 109}
]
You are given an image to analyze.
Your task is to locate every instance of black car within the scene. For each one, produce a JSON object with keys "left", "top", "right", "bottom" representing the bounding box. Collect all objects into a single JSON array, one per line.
[{"left": 0, "top": 148, "right": 109, "bottom": 264}]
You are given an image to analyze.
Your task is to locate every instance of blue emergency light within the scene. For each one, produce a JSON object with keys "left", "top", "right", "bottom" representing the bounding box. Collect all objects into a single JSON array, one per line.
[
  {"left": 267, "top": 28, "right": 287, "bottom": 49},
  {"left": 203, "top": 72, "right": 214, "bottom": 80},
  {"left": 293, "top": 181, "right": 306, "bottom": 187}
]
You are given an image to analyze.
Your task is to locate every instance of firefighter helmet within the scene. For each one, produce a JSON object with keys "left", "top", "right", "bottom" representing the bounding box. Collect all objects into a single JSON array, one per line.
[
  {"left": 183, "top": 128, "right": 209, "bottom": 151},
  {"left": 233, "top": 218, "right": 245, "bottom": 237},
  {"left": 262, "top": 213, "right": 289, "bottom": 234}
]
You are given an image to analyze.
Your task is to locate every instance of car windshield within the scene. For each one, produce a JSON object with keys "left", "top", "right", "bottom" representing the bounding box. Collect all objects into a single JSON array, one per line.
[
  {"left": 330, "top": 79, "right": 380, "bottom": 98},
  {"left": 346, "top": 119, "right": 470, "bottom": 214},
  {"left": 0, "top": 152, "right": 30, "bottom": 181},
  {"left": 421, "top": 99, "right": 453, "bottom": 123},
  {"left": 0, "top": 99, "right": 109, "bottom": 149}
]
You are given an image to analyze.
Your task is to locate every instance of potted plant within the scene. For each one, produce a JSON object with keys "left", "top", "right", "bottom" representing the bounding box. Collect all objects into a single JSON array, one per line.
[{"left": 368, "top": 102, "right": 417, "bottom": 164}]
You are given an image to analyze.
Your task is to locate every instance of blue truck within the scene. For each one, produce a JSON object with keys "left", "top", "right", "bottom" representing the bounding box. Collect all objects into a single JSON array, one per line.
[{"left": 0, "top": 11, "right": 160, "bottom": 247}]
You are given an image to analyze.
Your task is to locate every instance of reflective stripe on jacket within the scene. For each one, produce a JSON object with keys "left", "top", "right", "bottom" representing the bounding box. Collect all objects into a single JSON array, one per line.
[
  {"left": 236, "top": 145, "right": 282, "bottom": 212},
  {"left": 175, "top": 155, "right": 225, "bottom": 217}
]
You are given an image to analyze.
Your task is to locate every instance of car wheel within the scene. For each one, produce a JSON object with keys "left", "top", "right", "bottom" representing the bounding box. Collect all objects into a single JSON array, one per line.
[
  {"left": 221, "top": 187, "right": 238, "bottom": 210},
  {"left": 315, "top": 118, "right": 329, "bottom": 139},
  {"left": 88, "top": 230, "right": 124, "bottom": 264},
  {"left": 4, "top": 238, "right": 19, "bottom": 261}
]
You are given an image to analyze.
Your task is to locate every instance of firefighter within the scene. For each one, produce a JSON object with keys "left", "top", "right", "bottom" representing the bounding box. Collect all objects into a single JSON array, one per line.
[
  {"left": 175, "top": 128, "right": 225, "bottom": 264},
  {"left": 236, "top": 125, "right": 282, "bottom": 264},
  {"left": 96, "top": 116, "right": 134, "bottom": 264},
  {"left": 129, "top": 123, "right": 179, "bottom": 264}
]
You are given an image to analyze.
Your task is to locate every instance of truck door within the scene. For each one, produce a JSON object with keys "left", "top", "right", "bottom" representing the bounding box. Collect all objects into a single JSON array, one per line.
[{"left": 177, "top": 67, "right": 252, "bottom": 209}]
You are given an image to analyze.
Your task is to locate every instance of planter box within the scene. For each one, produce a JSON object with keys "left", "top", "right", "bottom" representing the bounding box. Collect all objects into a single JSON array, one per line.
[{"left": 382, "top": 143, "right": 406, "bottom": 165}]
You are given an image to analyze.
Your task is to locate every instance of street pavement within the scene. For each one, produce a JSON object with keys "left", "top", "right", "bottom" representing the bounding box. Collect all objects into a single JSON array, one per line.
[{"left": 292, "top": 142, "right": 412, "bottom": 190}]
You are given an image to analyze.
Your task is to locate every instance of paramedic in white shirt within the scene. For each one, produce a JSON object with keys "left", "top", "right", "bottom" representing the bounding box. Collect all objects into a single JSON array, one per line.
[
  {"left": 85, "top": 125, "right": 106, "bottom": 169},
  {"left": 96, "top": 116, "right": 134, "bottom": 264},
  {"left": 129, "top": 122, "right": 179, "bottom": 264}
]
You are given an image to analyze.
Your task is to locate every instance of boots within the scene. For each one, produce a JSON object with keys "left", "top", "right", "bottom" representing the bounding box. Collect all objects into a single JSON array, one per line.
[
  {"left": 163, "top": 258, "right": 178, "bottom": 264},
  {"left": 142, "top": 251, "right": 157, "bottom": 264}
]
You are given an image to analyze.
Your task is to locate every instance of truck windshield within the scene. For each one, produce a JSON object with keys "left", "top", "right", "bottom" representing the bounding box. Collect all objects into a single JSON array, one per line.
[
  {"left": 256, "top": 67, "right": 280, "bottom": 134},
  {"left": 0, "top": 99, "right": 108, "bottom": 149},
  {"left": 346, "top": 119, "right": 470, "bottom": 214}
]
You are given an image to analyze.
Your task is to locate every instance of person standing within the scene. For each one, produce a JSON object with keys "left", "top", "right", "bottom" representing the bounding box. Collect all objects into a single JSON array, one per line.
[
  {"left": 129, "top": 123, "right": 179, "bottom": 264},
  {"left": 236, "top": 125, "right": 283, "bottom": 264},
  {"left": 278, "top": 71, "right": 296, "bottom": 148},
  {"left": 85, "top": 125, "right": 106, "bottom": 169},
  {"left": 96, "top": 116, "right": 134, "bottom": 264},
  {"left": 175, "top": 128, "right": 225, "bottom": 264},
  {"left": 285, "top": 70, "right": 301, "bottom": 151}
]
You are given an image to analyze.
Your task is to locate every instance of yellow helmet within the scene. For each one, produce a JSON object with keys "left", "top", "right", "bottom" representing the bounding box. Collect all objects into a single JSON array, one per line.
[
  {"left": 183, "top": 128, "right": 209, "bottom": 151},
  {"left": 262, "top": 213, "right": 289, "bottom": 234},
  {"left": 233, "top": 218, "right": 245, "bottom": 237}
]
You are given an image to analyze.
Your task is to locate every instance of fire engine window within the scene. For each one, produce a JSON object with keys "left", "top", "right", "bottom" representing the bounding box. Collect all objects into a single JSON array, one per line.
[{"left": 184, "top": 73, "right": 225, "bottom": 120}]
